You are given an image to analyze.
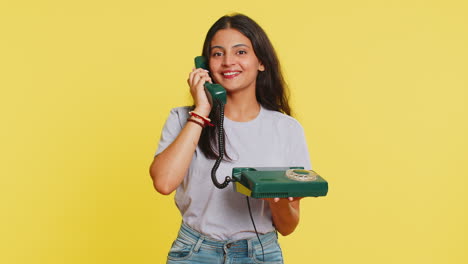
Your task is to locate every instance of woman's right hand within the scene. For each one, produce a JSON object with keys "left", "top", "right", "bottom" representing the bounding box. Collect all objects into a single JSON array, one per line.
[{"left": 187, "top": 68, "right": 212, "bottom": 117}]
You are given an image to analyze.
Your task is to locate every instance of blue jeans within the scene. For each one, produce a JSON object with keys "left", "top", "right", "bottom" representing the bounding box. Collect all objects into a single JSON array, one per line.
[{"left": 167, "top": 223, "right": 284, "bottom": 264}]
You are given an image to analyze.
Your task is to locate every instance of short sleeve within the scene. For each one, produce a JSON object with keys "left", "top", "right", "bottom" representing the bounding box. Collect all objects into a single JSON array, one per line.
[
  {"left": 287, "top": 121, "right": 312, "bottom": 170},
  {"left": 154, "top": 107, "right": 190, "bottom": 156}
]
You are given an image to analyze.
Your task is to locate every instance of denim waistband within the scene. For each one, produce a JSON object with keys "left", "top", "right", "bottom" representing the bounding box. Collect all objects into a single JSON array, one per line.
[{"left": 177, "top": 222, "right": 278, "bottom": 250}]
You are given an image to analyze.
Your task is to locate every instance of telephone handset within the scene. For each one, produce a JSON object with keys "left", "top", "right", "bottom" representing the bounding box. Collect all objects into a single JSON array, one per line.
[
  {"left": 194, "top": 56, "right": 232, "bottom": 189},
  {"left": 194, "top": 56, "right": 227, "bottom": 105}
]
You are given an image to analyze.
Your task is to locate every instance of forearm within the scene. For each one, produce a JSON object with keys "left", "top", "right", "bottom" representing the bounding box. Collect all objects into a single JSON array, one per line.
[
  {"left": 268, "top": 200, "right": 300, "bottom": 236},
  {"left": 150, "top": 66, "right": 213, "bottom": 195},
  {"left": 149, "top": 119, "right": 203, "bottom": 195}
]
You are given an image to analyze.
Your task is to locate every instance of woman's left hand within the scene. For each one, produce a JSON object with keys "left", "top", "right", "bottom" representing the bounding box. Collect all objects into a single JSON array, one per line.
[{"left": 262, "top": 197, "right": 303, "bottom": 203}]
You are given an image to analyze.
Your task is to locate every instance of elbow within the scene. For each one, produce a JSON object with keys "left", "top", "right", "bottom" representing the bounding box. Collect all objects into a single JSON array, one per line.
[
  {"left": 154, "top": 182, "right": 174, "bottom": 195},
  {"left": 149, "top": 165, "right": 174, "bottom": 195}
]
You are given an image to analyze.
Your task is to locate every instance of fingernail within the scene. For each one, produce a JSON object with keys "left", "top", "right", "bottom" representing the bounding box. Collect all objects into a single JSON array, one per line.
[{"left": 289, "top": 197, "right": 294, "bottom": 201}]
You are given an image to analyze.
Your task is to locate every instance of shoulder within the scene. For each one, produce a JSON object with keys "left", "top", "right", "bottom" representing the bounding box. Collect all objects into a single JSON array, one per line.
[
  {"left": 168, "top": 106, "right": 192, "bottom": 116},
  {"left": 167, "top": 106, "right": 192, "bottom": 121},
  {"left": 261, "top": 108, "right": 304, "bottom": 131},
  {"left": 162, "top": 106, "right": 193, "bottom": 129}
]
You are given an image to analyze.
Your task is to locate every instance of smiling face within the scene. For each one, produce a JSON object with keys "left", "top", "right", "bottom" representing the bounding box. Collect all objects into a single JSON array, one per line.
[{"left": 209, "top": 28, "right": 265, "bottom": 95}]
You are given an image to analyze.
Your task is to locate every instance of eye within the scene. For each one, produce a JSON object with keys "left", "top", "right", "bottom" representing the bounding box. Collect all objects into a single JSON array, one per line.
[
  {"left": 212, "top": 51, "right": 223, "bottom": 57},
  {"left": 237, "top": 50, "right": 247, "bottom": 55}
]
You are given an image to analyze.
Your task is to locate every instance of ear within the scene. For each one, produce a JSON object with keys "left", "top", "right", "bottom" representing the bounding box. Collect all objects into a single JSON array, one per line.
[{"left": 258, "top": 62, "right": 265, "bottom": 72}]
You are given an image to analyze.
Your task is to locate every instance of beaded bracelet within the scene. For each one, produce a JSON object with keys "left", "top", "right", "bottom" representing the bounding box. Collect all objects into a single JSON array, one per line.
[{"left": 187, "top": 117, "right": 205, "bottom": 128}]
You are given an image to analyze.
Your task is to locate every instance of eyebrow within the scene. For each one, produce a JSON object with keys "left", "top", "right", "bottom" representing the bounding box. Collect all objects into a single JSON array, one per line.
[{"left": 210, "top": 44, "right": 250, "bottom": 50}]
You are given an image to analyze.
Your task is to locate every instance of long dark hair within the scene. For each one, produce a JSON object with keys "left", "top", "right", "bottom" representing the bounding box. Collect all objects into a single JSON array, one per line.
[{"left": 198, "top": 14, "right": 291, "bottom": 160}]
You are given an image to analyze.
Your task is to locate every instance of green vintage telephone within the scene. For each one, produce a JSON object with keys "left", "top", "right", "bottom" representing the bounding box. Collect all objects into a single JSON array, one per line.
[{"left": 194, "top": 56, "right": 328, "bottom": 198}]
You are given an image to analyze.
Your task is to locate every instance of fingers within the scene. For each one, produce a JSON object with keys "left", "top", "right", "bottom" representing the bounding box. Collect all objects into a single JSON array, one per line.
[
  {"left": 270, "top": 197, "right": 297, "bottom": 203},
  {"left": 188, "top": 68, "right": 211, "bottom": 90},
  {"left": 187, "top": 68, "right": 213, "bottom": 113}
]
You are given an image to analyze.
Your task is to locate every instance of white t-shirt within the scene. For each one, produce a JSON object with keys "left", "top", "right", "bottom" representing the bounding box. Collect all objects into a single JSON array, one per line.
[{"left": 155, "top": 106, "right": 311, "bottom": 240}]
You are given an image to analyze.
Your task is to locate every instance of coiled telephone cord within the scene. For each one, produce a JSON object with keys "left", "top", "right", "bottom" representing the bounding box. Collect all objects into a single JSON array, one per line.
[{"left": 210, "top": 100, "right": 232, "bottom": 189}]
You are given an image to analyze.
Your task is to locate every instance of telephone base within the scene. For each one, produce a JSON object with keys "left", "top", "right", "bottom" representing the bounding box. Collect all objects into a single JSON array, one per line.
[{"left": 232, "top": 167, "right": 328, "bottom": 198}]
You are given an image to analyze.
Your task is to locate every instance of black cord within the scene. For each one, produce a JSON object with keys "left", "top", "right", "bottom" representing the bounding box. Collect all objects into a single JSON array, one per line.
[
  {"left": 210, "top": 100, "right": 263, "bottom": 259},
  {"left": 246, "top": 196, "right": 264, "bottom": 262},
  {"left": 211, "top": 100, "right": 232, "bottom": 189}
]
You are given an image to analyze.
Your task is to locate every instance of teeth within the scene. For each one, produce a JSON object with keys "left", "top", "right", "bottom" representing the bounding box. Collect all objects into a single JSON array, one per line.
[{"left": 223, "top": 72, "right": 240, "bottom": 76}]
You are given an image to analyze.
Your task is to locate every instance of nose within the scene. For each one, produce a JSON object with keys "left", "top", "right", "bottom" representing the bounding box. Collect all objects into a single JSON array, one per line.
[{"left": 222, "top": 53, "right": 235, "bottom": 67}]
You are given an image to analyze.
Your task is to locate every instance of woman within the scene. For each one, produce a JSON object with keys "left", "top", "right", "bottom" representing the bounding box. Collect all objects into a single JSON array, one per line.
[{"left": 150, "top": 13, "right": 311, "bottom": 264}]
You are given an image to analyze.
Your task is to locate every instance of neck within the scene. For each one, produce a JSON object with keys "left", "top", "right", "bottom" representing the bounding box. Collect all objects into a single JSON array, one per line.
[{"left": 224, "top": 90, "right": 260, "bottom": 122}]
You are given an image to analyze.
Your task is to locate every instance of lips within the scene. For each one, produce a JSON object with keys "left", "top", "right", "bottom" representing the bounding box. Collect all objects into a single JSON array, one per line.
[{"left": 222, "top": 71, "right": 241, "bottom": 79}]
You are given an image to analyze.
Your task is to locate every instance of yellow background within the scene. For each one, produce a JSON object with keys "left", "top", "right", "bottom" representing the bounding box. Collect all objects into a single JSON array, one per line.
[{"left": 1, "top": 0, "right": 467, "bottom": 263}]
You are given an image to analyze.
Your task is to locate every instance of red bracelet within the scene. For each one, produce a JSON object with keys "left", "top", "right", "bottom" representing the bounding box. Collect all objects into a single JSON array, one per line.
[
  {"left": 187, "top": 117, "right": 205, "bottom": 128},
  {"left": 189, "top": 111, "right": 214, "bottom": 127},
  {"left": 189, "top": 111, "right": 211, "bottom": 122}
]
